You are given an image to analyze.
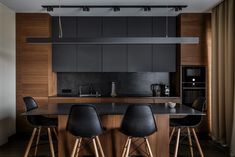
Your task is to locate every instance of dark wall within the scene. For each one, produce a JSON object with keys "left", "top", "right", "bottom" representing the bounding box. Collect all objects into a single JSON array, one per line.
[{"left": 57, "top": 72, "right": 169, "bottom": 96}]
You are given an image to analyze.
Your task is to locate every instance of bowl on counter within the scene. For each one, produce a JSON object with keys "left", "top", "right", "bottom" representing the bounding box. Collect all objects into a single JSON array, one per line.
[{"left": 167, "top": 102, "right": 176, "bottom": 109}]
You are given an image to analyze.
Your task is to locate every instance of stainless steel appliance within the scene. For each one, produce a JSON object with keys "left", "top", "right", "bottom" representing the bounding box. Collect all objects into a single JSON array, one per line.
[
  {"left": 182, "top": 66, "right": 206, "bottom": 106},
  {"left": 151, "top": 84, "right": 168, "bottom": 97}
]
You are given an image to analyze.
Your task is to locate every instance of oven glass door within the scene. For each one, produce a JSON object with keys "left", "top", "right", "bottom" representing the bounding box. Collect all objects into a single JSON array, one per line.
[{"left": 182, "top": 89, "right": 205, "bottom": 107}]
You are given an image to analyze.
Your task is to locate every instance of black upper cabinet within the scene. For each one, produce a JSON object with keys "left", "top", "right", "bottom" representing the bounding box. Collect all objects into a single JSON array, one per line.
[
  {"left": 77, "top": 45, "right": 102, "bottom": 72},
  {"left": 103, "top": 45, "right": 127, "bottom": 72},
  {"left": 127, "top": 17, "right": 152, "bottom": 37},
  {"left": 52, "top": 17, "right": 176, "bottom": 72},
  {"left": 77, "top": 17, "right": 102, "bottom": 37},
  {"left": 153, "top": 44, "right": 176, "bottom": 72},
  {"left": 128, "top": 45, "right": 152, "bottom": 72},
  {"left": 102, "top": 17, "right": 127, "bottom": 37},
  {"left": 52, "top": 45, "right": 77, "bottom": 72},
  {"left": 52, "top": 17, "right": 77, "bottom": 39},
  {"left": 153, "top": 17, "right": 176, "bottom": 37}
]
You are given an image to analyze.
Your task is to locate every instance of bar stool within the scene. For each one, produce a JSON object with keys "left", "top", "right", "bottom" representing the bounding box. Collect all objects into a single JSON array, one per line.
[
  {"left": 120, "top": 104, "right": 157, "bottom": 157},
  {"left": 169, "top": 97, "right": 206, "bottom": 157},
  {"left": 23, "top": 96, "right": 58, "bottom": 157},
  {"left": 66, "top": 105, "right": 105, "bottom": 157}
]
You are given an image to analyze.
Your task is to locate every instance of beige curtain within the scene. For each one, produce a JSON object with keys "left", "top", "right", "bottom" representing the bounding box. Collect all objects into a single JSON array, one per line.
[{"left": 211, "top": 0, "right": 235, "bottom": 156}]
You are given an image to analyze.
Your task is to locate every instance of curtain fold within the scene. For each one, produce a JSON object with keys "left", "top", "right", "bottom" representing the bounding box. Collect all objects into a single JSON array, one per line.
[{"left": 211, "top": 0, "right": 235, "bottom": 156}]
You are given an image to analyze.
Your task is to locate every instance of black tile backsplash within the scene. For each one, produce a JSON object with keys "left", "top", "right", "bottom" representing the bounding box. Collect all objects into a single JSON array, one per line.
[{"left": 57, "top": 72, "right": 169, "bottom": 96}]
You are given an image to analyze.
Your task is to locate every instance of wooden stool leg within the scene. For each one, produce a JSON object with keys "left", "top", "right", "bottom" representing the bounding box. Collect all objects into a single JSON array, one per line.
[
  {"left": 121, "top": 137, "right": 130, "bottom": 157},
  {"left": 47, "top": 128, "right": 55, "bottom": 157},
  {"left": 34, "top": 127, "right": 41, "bottom": 156},
  {"left": 75, "top": 138, "right": 82, "bottom": 157},
  {"left": 95, "top": 136, "right": 105, "bottom": 157},
  {"left": 169, "top": 127, "right": 176, "bottom": 143},
  {"left": 93, "top": 138, "right": 99, "bottom": 157},
  {"left": 174, "top": 128, "right": 181, "bottom": 157},
  {"left": 125, "top": 138, "right": 132, "bottom": 157},
  {"left": 187, "top": 128, "right": 194, "bottom": 157},
  {"left": 192, "top": 128, "right": 204, "bottom": 157},
  {"left": 145, "top": 138, "right": 153, "bottom": 157},
  {"left": 71, "top": 138, "right": 79, "bottom": 157},
  {"left": 53, "top": 127, "right": 58, "bottom": 140},
  {"left": 24, "top": 128, "right": 37, "bottom": 157}
]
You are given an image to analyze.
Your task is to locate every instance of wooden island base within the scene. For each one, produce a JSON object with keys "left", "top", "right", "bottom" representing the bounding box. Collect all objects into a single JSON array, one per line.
[{"left": 58, "top": 115, "right": 169, "bottom": 157}]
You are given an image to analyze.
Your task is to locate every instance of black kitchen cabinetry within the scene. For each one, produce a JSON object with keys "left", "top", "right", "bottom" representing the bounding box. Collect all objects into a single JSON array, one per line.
[
  {"left": 77, "top": 45, "right": 102, "bottom": 72},
  {"left": 103, "top": 45, "right": 127, "bottom": 72},
  {"left": 52, "top": 17, "right": 176, "bottom": 72},
  {"left": 52, "top": 45, "right": 77, "bottom": 72}
]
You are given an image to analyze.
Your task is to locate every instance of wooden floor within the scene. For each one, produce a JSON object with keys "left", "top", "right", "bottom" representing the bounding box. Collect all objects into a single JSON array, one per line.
[{"left": 0, "top": 133, "right": 229, "bottom": 157}]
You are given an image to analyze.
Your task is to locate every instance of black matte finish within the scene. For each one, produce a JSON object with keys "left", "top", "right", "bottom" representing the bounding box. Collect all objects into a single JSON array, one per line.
[
  {"left": 51, "top": 17, "right": 177, "bottom": 72},
  {"left": 53, "top": 45, "right": 77, "bottom": 72},
  {"left": 103, "top": 45, "right": 127, "bottom": 72},
  {"left": 120, "top": 105, "right": 157, "bottom": 137},
  {"left": 77, "top": 45, "right": 102, "bottom": 72},
  {"left": 153, "top": 44, "right": 176, "bottom": 72},
  {"left": 23, "top": 97, "right": 58, "bottom": 126},
  {"left": 66, "top": 105, "right": 103, "bottom": 138},
  {"left": 170, "top": 97, "right": 206, "bottom": 127},
  {"left": 57, "top": 72, "right": 169, "bottom": 96},
  {"left": 127, "top": 45, "right": 152, "bottom": 72}
]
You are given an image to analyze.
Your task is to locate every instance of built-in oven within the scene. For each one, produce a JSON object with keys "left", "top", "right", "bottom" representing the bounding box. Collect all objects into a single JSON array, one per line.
[{"left": 182, "top": 66, "right": 206, "bottom": 107}]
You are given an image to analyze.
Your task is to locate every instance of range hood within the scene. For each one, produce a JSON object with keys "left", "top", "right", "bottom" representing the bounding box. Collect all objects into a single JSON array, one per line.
[{"left": 26, "top": 37, "right": 199, "bottom": 44}]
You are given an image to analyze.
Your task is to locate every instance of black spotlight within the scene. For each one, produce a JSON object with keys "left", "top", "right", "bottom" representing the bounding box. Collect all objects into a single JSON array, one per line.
[
  {"left": 82, "top": 6, "right": 90, "bottom": 11},
  {"left": 46, "top": 6, "right": 54, "bottom": 12},
  {"left": 174, "top": 7, "right": 182, "bottom": 12},
  {"left": 143, "top": 6, "right": 151, "bottom": 11},
  {"left": 113, "top": 7, "right": 120, "bottom": 12}
]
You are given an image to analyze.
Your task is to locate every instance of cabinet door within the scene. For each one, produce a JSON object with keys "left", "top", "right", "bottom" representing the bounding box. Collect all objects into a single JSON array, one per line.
[
  {"left": 127, "top": 17, "right": 152, "bottom": 36},
  {"left": 128, "top": 45, "right": 152, "bottom": 72},
  {"left": 102, "top": 17, "right": 127, "bottom": 37},
  {"left": 153, "top": 44, "right": 176, "bottom": 72},
  {"left": 77, "top": 17, "right": 102, "bottom": 37},
  {"left": 153, "top": 17, "right": 176, "bottom": 37},
  {"left": 103, "top": 45, "right": 127, "bottom": 72},
  {"left": 77, "top": 45, "right": 102, "bottom": 72},
  {"left": 52, "top": 17, "right": 77, "bottom": 39},
  {"left": 52, "top": 45, "right": 77, "bottom": 72}
]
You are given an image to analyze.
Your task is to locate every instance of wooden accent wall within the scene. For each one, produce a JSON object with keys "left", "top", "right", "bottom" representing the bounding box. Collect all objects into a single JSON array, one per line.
[
  {"left": 16, "top": 13, "right": 56, "bottom": 132},
  {"left": 179, "top": 13, "right": 211, "bottom": 65}
]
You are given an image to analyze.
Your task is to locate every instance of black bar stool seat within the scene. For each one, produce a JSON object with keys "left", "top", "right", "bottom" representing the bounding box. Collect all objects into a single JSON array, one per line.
[
  {"left": 23, "top": 96, "right": 58, "bottom": 157},
  {"left": 120, "top": 104, "right": 157, "bottom": 157},
  {"left": 169, "top": 97, "right": 206, "bottom": 157},
  {"left": 67, "top": 105, "right": 105, "bottom": 157}
]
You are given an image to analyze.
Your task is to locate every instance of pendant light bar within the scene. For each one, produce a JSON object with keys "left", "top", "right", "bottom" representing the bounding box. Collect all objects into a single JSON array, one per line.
[{"left": 27, "top": 37, "right": 199, "bottom": 44}]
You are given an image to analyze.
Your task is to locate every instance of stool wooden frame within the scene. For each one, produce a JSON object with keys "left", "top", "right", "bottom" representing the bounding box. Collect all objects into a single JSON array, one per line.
[
  {"left": 71, "top": 136, "right": 105, "bottom": 157},
  {"left": 121, "top": 136, "right": 153, "bottom": 157},
  {"left": 169, "top": 127, "right": 204, "bottom": 157},
  {"left": 24, "top": 126, "right": 58, "bottom": 157}
]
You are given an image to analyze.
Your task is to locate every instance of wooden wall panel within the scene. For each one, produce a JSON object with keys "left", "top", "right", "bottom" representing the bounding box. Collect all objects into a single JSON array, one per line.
[
  {"left": 16, "top": 13, "right": 56, "bottom": 132},
  {"left": 179, "top": 13, "right": 211, "bottom": 65}
]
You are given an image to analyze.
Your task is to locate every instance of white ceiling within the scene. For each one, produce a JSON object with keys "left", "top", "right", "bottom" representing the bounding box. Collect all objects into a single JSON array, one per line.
[{"left": 0, "top": 0, "right": 222, "bottom": 16}]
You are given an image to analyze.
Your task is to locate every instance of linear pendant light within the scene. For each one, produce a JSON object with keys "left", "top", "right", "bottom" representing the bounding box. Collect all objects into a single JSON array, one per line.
[{"left": 26, "top": 37, "right": 199, "bottom": 44}]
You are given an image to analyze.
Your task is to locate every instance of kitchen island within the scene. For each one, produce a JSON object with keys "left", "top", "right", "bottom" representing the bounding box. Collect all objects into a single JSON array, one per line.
[{"left": 23, "top": 103, "right": 204, "bottom": 157}]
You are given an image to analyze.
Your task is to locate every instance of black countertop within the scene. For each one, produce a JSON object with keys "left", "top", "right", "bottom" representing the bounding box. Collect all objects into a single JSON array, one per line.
[{"left": 22, "top": 103, "right": 204, "bottom": 116}]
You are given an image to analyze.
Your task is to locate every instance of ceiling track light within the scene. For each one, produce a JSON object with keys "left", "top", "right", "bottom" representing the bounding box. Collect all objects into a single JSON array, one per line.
[
  {"left": 143, "top": 6, "right": 151, "bottom": 12},
  {"left": 82, "top": 6, "right": 90, "bottom": 12},
  {"left": 43, "top": 5, "right": 187, "bottom": 12},
  {"left": 113, "top": 7, "right": 120, "bottom": 12}
]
